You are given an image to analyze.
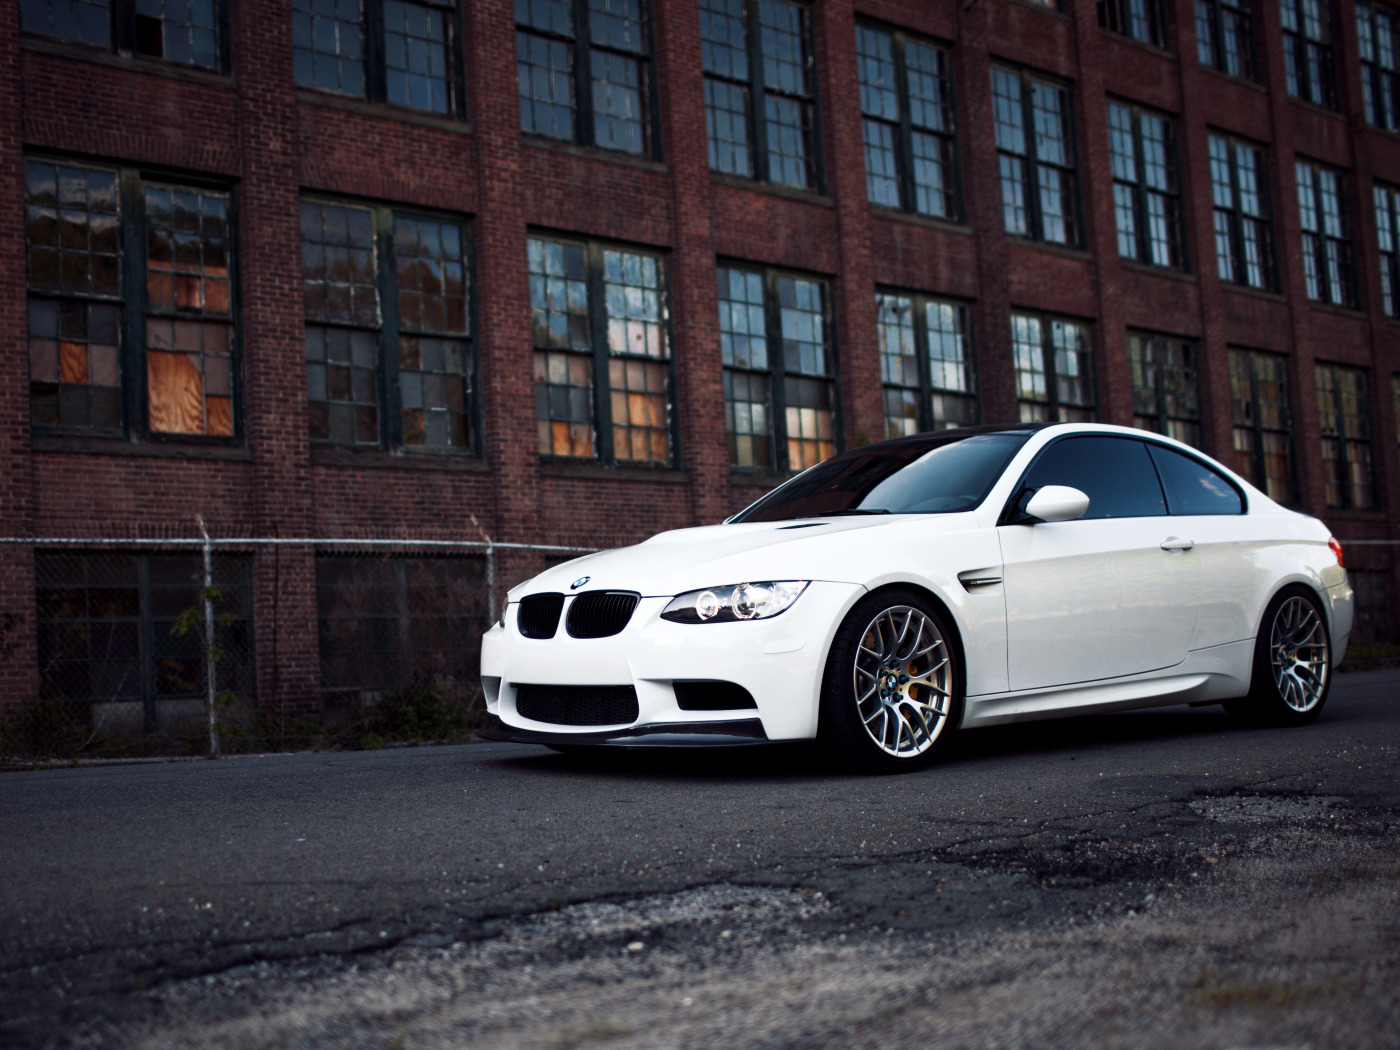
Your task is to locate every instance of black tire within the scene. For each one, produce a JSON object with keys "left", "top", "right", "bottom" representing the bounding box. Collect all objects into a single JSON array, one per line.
[
  {"left": 818, "top": 588, "right": 964, "bottom": 774},
  {"left": 1225, "top": 584, "right": 1332, "bottom": 728}
]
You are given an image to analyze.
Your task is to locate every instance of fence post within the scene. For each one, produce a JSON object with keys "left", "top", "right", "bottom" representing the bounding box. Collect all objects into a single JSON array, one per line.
[
  {"left": 198, "top": 516, "right": 219, "bottom": 757},
  {"left": 470, "top": 515, "right": 497, "bottom": 625}
]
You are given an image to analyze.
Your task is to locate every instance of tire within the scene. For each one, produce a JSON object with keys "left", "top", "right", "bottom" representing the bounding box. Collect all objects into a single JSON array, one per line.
[
  {"left": 1225, "top": 584, "right": 1332, "bottom": 727},
  {"left": 819, "top": 588, "right": 964, "bottom": 773}
]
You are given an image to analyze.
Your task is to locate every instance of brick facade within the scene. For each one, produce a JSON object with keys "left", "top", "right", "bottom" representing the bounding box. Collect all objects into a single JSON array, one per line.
[{"left": 2, "top": 0, "right": 1397, "bottom": 714}]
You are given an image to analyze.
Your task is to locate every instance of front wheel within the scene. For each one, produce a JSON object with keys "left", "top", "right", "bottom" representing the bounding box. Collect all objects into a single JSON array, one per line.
[
  {"left": 819, "top": 589, "right": 963, "bottom": 773},
  {"left": 1226, "top": 585, "right": 1332, "bottom": 727}
]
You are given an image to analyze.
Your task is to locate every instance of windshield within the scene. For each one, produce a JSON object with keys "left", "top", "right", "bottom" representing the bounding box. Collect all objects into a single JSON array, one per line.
[{"left": 732, "top": 432, "right": 1031, "bottom": 522}]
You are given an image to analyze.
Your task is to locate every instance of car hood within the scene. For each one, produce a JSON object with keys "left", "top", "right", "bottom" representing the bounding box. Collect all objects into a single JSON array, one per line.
[{"left": 507, "top": 513, "right": 981, "bottom": 601}]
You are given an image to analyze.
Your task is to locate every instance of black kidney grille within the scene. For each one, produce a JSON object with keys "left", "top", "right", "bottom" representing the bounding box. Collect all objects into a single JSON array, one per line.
[
  {"left": 515, "top": 684, "right": 640, "bottom": 726},
  {"left": 518, "top": 593, "right": 565, "bottom": 639},
  {"left": 565, "top": 591, "right": 640, "bottom": 638}
]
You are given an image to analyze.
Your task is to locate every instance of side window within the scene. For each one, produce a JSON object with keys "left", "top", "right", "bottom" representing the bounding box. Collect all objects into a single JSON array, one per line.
[
  {"left": 1022, "top": 436, "right": 1166, "bottom": 519},
  {"left": 1147, "top": 444, "right": 1245, "bottom": 515}
]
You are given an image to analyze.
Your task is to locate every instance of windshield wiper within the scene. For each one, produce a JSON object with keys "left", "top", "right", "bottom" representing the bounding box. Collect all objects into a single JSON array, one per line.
[{"left": 795, "top": 508, "right": 892, "bottom": 519}]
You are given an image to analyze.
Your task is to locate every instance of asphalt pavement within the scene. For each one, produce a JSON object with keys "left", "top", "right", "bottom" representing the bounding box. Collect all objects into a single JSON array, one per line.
[{"left": 2, "top": 670, "right": 1398, "bottom": 1049}]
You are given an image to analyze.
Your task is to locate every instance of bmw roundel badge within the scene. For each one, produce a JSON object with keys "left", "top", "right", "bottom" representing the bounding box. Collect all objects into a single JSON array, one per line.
[{"left": 571, "top": 576, "right": 590, "bottom": 590}]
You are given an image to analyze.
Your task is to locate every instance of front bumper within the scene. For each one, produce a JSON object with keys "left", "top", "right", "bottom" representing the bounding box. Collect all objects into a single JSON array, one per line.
[
  {"left": 476, "top": 714, "right": 770, "bottom": 747},
  {"left": 480, "top": 580, "right": 866, "bottom": 742}
]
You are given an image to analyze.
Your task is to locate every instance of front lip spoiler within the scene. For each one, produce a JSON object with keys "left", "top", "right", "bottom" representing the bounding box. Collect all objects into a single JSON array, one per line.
[{"left": 477, "top": 714, "right": 770, "bottom": 748}]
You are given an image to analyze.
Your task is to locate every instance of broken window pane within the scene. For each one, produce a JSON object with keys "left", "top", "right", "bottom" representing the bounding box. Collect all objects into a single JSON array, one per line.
[{"left": 133, "top": 0, "right": 220, "bottom": 68}]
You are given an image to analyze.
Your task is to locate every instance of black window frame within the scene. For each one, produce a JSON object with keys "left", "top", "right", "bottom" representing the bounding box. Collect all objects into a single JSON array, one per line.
[
  {"left": 21, "top": 0, "right": 232, "bottom": 72},
  {"left": 1128, "top": 330, "right": 1202, "bottom": 448},
  {"left": 301, "top": 195, "right": 479, "bottom": 455},
  {"left": 875, "top": 289, "right": 977, "bottom": 439},
  {"left": 718, "top": 262, "right": 840, "bottom": 474},
  {"left": 990, "top": 64, "right": 1081, "bottom": 247},
  {"left": 24, "top": 155, "right": 244, "bottom": 444},
  {"left": 1195, "top": 0, "right": 1257, "bottom": 80},
  {"left": 699, "top": 0, "right": 823, "bottom": 192},
  {"left": 516, "top": 0, "right": 662, "bottom": 159},
  {"left": 1280, "top": 0, "right": 1338, "bottom": 109},
  {"left": 529, "top": 232, "right": 677, "bottom": 468},
  {"left": 1357, "top": 2, "right": 1400, "bottom": 131},
  {"left": 1098, "top": 0, "right": 1169, "bottom": 49},
  {"left": 1228, "top": 347, "right": 1296, "bottom": 504},
  {"left": 1208, "top": 130, "right": 1277, "bottom": 291},
  {"left": 1315, "top": 361, "right": 1375, "bottom": 510},
  {"left": 1107, "top": 99, "right": 1186, "bottom": 270},
  {"left": 855, "top": 21, "right": 962, "bottom": 222},
  {"left": 1295, "top": 157, "right": 1357, "bottom": 307},
  {"left": 293, "top": 0, "right": 467, "bottom": 119},
  {"left": 1010, "top": 311, "right": 1096, "bottom": 423},
  {"left": 1375, "top": 182, "right": 1400, "bottom": 317}
]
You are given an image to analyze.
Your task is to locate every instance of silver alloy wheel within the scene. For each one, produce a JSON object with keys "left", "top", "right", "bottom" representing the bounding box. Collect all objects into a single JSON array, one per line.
[
  {"left": 852, "top": 605, "right": 952, "bottom": 757},
  {"left": 1269, "top": 596, "right": 1329, "bottom": 712}
]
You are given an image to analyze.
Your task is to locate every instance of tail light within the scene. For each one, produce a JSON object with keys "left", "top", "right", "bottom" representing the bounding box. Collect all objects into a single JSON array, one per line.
[{"left": 1328, "top": 536, "right": 1344, "bottom": 568}]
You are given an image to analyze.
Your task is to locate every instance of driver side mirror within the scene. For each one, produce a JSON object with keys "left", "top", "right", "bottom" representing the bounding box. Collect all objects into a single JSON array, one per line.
[{"left": 1022, "top": 485, "right": 1090, "bottom": 524}]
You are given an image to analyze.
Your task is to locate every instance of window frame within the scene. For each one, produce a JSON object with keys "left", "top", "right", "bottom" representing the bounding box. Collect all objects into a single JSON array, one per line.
[
  {"left": 991, "top": 64, "right": 1082, "bottom": 247},
  {"left": 1280, "top": 0, "right": 1338, "bottom": 109},
  {"left": 516, "top": 0, "right": 662, "bottom": 159},
  {"left": 855, "top": 21, "right": 962, "bottom": 221},
  {"left": 718, "top": 262, "right": 840, "bottom": 474},
  {"left": 301, "top": 195, "right": 479, "bottom": 455},
  {"left": 1357, "top": 2, "right": 1400, "bottom": 131},
  {"left": 1295, "top": 157, "right": 1357, "bottom": 307},
  {"left": 529, "top": 233, "right": 678, "bottom": 468},
  {"left": 1315, "top": 361, "right": 1375, "bottom": 510},
  {"left": 1107, "top": 99, "right": 1186, "bottom": 270},
  {"left": 1128, "top": 330, "right": 1202, "bottom": 447},
  {"left": 1374, "top": 182, "right": 1400, "bottom": 316},
  {"left": 875, "top": 289, "right": 977, "bottom": 438},
  {"left": 1010, "top": 311, "right": 1097, "bottom": 423},
  {"left": 1195, "top": 0, "right": 1257, "bottom": 80},
  {"left": 24, "top": 155, "right": 244, "bottom": 444},
  {"left": 21, "top": 0, "right": 232, "bottom": 73},
  {"left": 294, "top": 0, "right": 468, "bottom": 119},
  {"left": 1207, "top": 130, "right": 1276, "bottom": 291},
  {"left": 1097, "top": 0, "right": 1169, "bottom": 49},
  {"left": 699, "top": 0, "right": 824, "bottom": 191},
  {"left": 1228, "top": 347, "right": 1296, "bottom": 504}
]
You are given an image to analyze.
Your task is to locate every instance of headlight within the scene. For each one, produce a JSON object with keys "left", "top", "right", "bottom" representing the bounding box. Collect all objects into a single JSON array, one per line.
[{"left": 661, "top": 581, "right": 809, "bottom": 624}]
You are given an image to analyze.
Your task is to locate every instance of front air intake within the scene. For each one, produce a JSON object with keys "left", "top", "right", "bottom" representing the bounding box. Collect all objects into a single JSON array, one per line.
[
  {"left": 673, "top": 680, "right": 759, "bottom": 711},
  {"left": 515, "top": 684, "right": 640, "bottom": 726},
  {"left": 518, "top": 593, "right": 565, "bottom": 639},
  {"left": 565, "top": 591, "right": 640, "bottom": 638}
]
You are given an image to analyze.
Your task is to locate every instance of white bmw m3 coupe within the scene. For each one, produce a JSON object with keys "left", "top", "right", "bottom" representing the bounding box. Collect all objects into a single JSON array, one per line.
[{"left": 479, "top": 422, "right": 1353, "bottom": 772}]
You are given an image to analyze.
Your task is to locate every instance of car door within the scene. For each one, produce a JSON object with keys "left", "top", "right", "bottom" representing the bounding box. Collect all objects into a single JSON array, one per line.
[{"left": 997, "top": 435, "right": 1201, "bottom": 692}]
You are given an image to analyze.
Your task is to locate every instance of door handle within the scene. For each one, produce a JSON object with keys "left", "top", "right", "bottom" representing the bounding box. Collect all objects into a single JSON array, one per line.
[{"left": 1160, "top": 537, "right": 1195, "bottom": 552}]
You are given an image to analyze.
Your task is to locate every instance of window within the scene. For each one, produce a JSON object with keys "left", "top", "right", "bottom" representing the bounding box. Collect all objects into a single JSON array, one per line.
[
  {"left": 1011, "top": 313, "right": 1094, "bottom": 422},
  {"left": 1280, "top": 0, "right": 1336, "bottom": 108},
  {"left": 856, "top": 24, "right": 959, "bottom": 220},
  {"left": 1146, "top": 444, "right": 1245, "bottom": 514},
  {"left": 294, "top": 0, "right": 460, "bottom": 115},
  {"left": 1228, "top": 348, "right": 1293, "bottom": 503},
  {"left": 1375, "top": 183, "right": 1400, "bottom": 316},
  {"left": 1195, "top": 0, "right": 1256, "bottom": 78},
  {"left": 518, "top": 0, "right": 655, "bottom": 155},
  {"left": 1358, "top": 3, "right": 1400, "bottom": 130},
  {"left": 876, "top": 292, "right": 976, "bottom": 438},
  {"left": 1208, "top": 132, "right": 1274, "bottom": 289},
  {"left": 25, "top": 159, "right": 238, "bottom": 439},
  {"left": 991, "top": 67, "right": 1079, "bottom": 246},
  {"left": 1296, "top": 159, "right": 1355, "bottom": 306},
  {"left": 1098, "top": 0, "right": 1167, "bottom": 48},
  {"left": 1129, "top": 332, "right": 1201, "bottom": 446},
  {"left": 302, "top": 199, "right": 474, "bottom": 451},
  {"left": 718, "top": 265, "right": 836, "bottom": 471},
  {"left": 699, "top": 0, "right": 818, "bottom": 189},
  {"left": 1021, "top": 437, "right": 1167, "bottom": 519},
  {"left": 1107, "top": 101, "right": 1183, "bottom": 268},
  {"left": 1315, "top": 363, "right": 1373, "bottom": 509},
  {"left": 22, "top": 0, "right": 225, "bottom": 69},
  {"left": 530, "top": 236, "right": 671, "bottom": 464}
]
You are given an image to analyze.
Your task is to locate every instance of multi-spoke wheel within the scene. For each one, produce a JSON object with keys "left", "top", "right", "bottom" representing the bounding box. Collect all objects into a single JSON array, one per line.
[
  {"left": 1226, "top": 585, "right": 1332, "bottom": 727},
  {"left": 821, "top": 589, "right": 962, "bottom": 772}
]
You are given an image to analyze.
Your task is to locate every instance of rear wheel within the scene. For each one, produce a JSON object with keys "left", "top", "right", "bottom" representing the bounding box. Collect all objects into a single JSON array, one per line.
[
  {"left": 1226, "top": 585, "right": 1332, "bottom": 727},
  {"left": 819, "top": 589, "right": 963, "bottom": 773}
]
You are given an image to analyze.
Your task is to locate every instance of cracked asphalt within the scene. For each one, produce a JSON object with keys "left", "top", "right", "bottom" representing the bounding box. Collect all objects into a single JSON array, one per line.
[{"left": 2, "top": 669, "right": 1398, "bottom": 1049}]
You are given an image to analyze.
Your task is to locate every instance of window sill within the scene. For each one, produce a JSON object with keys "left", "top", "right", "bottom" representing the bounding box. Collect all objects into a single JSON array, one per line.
[
  {"left": 868, "top": 206, "right": 972, "bottom": 235},
  {"left": 32, "top": 435, "right": 252, "bottom": 460},
  {"left": 310, "top": 446, "right": 489, "bottom": 471},
  {"left": 710, "top": 172, "right": 833, "bottom": 207},
  {"left": 1007, "top": 237, "right": 1093, "bottom": 262},
  {"left": 1119, "top": 259, "right": 1196, "bottom": 283},
  {"left": 21, "top": 35, "right": 235, "bottom": 87},
  {"left": 1100, "top": 32, "right": 1175, "bottom": 62},
  {"left": 522, "top": 135, "right": 666, "bottom": 172},
  {"left": 1197, "top": 63, "right": 1267, "bottom": 94},
  {"left": 1219, "top": 282, "right": 1287, "bottom": 304},
  {"left": 540, "top": 460, "right": 688, "bottom": 483},
  {"left": 1287, "top": 95, "right": 1346, "bottom": 123},
  {"left": 296, "top": 89, "right": 473, "bottom": 135},
  {"left": 1306, "top": 300, "right": 1366, "bottom": 320}
]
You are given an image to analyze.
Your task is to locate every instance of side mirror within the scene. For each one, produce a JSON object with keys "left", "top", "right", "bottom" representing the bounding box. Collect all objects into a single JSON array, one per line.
[{"left": 1024, "top": 485, "right": 1090, "bottom": 523}]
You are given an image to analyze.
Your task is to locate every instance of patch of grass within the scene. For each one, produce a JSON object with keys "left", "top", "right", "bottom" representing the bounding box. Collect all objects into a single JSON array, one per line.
[
  {"left": 549, "top": 1019, "right": 634, "bottom": 1048},
  {"left": 1192, "top": 969, "right": 1367, "bottom": 1010}
]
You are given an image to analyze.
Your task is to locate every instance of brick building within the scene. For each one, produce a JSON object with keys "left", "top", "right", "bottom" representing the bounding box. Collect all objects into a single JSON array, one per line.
[{"left": 2, "top": 0, "right": 1397, "bottom": 723}]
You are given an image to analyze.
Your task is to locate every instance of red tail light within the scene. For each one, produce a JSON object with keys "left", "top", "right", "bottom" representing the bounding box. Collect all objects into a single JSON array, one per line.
[{"left": 1328, "top": 536, "right": 1344, "bottom": 568}]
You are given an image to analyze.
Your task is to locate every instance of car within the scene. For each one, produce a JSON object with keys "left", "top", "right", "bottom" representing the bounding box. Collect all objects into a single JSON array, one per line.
[{"left": 478, "top": 422, "right": 1353, "bottom": 772}]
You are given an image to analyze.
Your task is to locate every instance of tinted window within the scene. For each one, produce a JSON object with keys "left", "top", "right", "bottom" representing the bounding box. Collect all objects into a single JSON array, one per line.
[
  {"left": 1020, "top": 437, "right": 1166, "bottom": 519},
  {"left": 1147, "top": 444, "right": 1245, "bottom": 515},
  {"left": 733, "top": 432, "right": 1030, "bottom": 521}
]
